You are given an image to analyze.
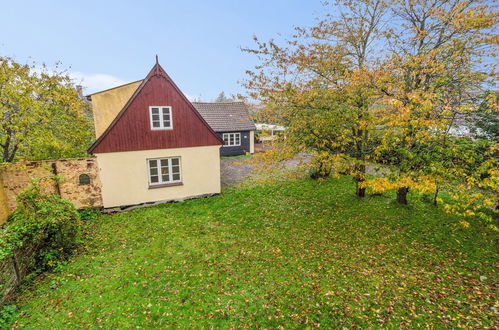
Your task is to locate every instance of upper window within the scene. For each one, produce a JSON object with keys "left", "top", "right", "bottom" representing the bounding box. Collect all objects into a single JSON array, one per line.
[
  {"left": 148, "top": 157, "right": 181, "bottom": 187},
  {"left": 149, "top": 106, "right": 172, "bottom": 130},
  {"left": 223, "top": 133, "right": 241, "bottom": 147}
]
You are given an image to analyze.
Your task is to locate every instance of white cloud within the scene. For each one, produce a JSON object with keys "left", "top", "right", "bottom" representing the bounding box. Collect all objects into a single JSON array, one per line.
[{"left": 69, "top": 72, "right": 128, "bottom": 95}]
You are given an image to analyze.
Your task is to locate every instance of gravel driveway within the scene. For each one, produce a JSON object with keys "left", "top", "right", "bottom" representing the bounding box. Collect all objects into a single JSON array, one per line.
[
  {"left": 220, "top": 158, "right": 256, "bottom": 187},
  {"left": 220, "top": 154, "right": 390, "bottom": 188},
  {"left": 220, "top": 154, "right": 310, "bottom": 187}
]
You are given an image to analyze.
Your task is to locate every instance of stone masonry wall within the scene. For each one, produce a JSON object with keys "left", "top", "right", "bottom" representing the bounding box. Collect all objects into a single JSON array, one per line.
[{"left": 0, "top": 158, "right": 103, "bottom": 224}]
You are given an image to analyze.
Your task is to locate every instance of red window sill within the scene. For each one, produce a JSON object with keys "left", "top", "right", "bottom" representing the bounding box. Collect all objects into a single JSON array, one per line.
[{"left": 148, "top": 182, "right": 183, "bottom": 189}]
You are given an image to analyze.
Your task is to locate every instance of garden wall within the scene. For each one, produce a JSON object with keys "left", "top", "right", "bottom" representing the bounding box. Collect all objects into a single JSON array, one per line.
[{"left": 0, "top": 158, "right": 103, "bottom": 224}]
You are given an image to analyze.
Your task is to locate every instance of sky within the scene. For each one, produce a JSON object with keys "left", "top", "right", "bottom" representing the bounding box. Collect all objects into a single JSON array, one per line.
[{"left": 0, "top": 0, "right": 325, "bottom": 100}]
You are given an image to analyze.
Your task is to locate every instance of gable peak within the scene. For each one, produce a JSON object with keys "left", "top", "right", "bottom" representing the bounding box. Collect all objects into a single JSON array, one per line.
[{"left": 147, "top": 56, "right": 167, "bottom": 79}]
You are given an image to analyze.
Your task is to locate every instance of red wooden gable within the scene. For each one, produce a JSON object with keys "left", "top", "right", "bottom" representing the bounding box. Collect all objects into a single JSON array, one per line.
[{"left": 89, "top": 62, "right": 222, "bottom": 154}]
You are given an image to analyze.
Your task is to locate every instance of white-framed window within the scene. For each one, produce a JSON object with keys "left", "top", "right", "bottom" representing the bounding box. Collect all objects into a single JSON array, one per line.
[
  {"left": 149, "top": 106, "right": 173, "bottom": 130},
  {"left": 147, "top": 157, "right": 181, "bottom": 186},
  {"left": 223, "top": 133, "right": 241, "bottom": 147}
]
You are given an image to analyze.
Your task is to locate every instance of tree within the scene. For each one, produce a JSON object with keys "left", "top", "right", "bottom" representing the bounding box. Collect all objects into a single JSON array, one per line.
[
  {"left": 243, "top": 0, "right": 389, "bottom": 196},
  {"left": 244, "top": 0, "right": 498, "bottom": 227},
  {"left": 470, "top": 91, "right": 499, "bottom": 141},
  {"left": 0, "top": 57, "right": 94, "bottom": 162},
  {"left": 214, "top": 91, "right": 234, "bottom": 103},
  {"left": 373, "top": 0, "right": 498, "bottom": 204}
]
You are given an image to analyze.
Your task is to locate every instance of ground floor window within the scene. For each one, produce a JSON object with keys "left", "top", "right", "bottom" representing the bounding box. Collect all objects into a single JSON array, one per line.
[
  {"left": 223, "top": 132, "right": 241, "bottom": 146},
  {"left": 148, "top": 157, "right": 181, "bottom": 186}
]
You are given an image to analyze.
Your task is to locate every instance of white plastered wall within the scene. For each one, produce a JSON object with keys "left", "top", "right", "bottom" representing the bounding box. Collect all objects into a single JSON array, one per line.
[
  {"left": 250, "top": 130, "right": 255, "bottom": 154},
  {"left": 95, "top": 145, "right": 221, "bottom": 208}
]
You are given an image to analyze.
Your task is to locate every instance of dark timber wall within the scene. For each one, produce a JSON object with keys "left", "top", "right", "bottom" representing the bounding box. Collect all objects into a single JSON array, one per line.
[{"left": 219, "top": 131, "right": 251, "bottom": 156}]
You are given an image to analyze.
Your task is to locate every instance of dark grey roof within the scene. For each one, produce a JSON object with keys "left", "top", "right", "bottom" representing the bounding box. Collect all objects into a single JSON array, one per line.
[{"left": 192, "top": 102, "right": 256, "bottom": 132}]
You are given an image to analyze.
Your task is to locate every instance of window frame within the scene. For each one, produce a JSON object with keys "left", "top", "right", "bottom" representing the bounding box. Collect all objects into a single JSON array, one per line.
[
  {"left": 149, "top": 106, "right": 173, "bottom": 130},
  {"left": 147, "top": 157, "right": 182, "bottom": 188},
  {"left": 222, "top": 132, "right": 241, "bottom": 147}
]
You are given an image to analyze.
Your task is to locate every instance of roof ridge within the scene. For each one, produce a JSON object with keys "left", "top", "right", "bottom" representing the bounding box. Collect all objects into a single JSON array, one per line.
[
  {"left": 191, "top": 101, "right": 245, "bottom": 104},
  {"left": 86, "top": 80, "right": 143, "bottom": 97}
]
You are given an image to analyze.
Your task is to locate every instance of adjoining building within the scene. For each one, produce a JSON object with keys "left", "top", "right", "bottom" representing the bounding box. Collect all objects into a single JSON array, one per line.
[{"left": 192, "top": 102, "right": 256, "bottom": 156}]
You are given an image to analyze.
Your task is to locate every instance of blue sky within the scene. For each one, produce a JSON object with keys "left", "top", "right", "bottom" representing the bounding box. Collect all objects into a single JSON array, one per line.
[{"left": 0, "top": 0, "right": 324, "bottom": 99}]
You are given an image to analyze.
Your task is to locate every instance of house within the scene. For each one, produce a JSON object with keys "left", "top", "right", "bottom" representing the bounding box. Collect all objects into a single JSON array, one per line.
[
  {"left": 87, "top": 59, "right": 223, "bottom": 208},
  {"left": 192, "top": 102, "right": 256, "bottom": 156}
]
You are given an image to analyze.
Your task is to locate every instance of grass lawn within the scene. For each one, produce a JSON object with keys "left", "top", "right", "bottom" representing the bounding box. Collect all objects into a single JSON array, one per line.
[
  {"left": 8, "top": 177, "right": 498, "bottom": 328},
  {"left": 221, "top": 153, "right": 253, "bottom": 160}
]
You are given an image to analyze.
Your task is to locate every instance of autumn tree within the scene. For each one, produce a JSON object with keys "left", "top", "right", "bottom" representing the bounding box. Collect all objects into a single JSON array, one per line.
[
  {"left": 214, "top": 91, "right": 234, "bottom": 103},
  {"left": 470, "top": 91, "right": 499, "bottom": 141},
  {"left": 0, "top": 57, "right": 94, "bottom": 162},
  {"left": 372, "top": 0, "right": 498, "bottom": 204},
  {"left": 243, "top": 0, "right": 389, "bottom": 196}
]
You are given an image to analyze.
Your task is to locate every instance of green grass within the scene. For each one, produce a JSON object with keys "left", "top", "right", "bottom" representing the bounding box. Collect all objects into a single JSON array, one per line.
[
  {"left": 221, "top": 153, "right": 253, "bottom": 160},
  {"left": 9, "top": 177, "right": 498, "bottom": 328}
]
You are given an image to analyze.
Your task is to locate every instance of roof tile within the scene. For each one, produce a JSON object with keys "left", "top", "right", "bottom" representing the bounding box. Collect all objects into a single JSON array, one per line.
[{"left": 192, "top": 102, "right": 256, "bottom": 132}]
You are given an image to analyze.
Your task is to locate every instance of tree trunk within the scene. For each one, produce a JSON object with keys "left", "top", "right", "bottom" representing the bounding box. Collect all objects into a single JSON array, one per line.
[
  {"left": 2, "top": 134, "right": 17, "bottom": 162},
  {"left": 397, "top": 187, "right": 409, "bottom": 205},
  {"left": 355, "top": 163, "right": 366, "bottom": 197},
  {"left": 356, "top": 184, "right": 366, "bottom": 197},
  {"left": 433, "top": 185, "right": 439, "bottom": 206}
]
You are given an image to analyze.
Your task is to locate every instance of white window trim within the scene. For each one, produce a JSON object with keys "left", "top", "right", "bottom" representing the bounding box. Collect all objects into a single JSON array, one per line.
[
  {"left": 222, "top": 133, "right": 241, "bottom": 147},
  {"left": 149, "top": 106, "right": 173, "bottom": 130},
  {"left": 147, "top": 157, "right": 182, "bottom": 187}
]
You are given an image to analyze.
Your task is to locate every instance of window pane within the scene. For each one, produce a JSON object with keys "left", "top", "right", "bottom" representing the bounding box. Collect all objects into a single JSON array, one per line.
[
  {"left": 161, "top": 161, "right": 170, "bottom": 182},
  {"left": 172, "top": 165, "right": 180, "bottom": 174},
  {"left": 149, "top": 160, "right": 157, "bottom": 168},
  {"left": 150, "top": 175, "right": 159, "bottom": 183},
  {"left": 172, "top": 173, "right": 180, "bottom": 181},
  {"left": 151, "top": 108, "right": 159, "bottom": 114},
  {"left": 163, "top": 108, "right": 171, "bottom": 127},
  {"left": 171, "top": 158, "right": 179, "bottom": 166},
  {"left": 150, "top": 168, "right": 158, "bottom": 176},
  {"left": 152, "top": 121, "right": 160, "bottom": 128}
]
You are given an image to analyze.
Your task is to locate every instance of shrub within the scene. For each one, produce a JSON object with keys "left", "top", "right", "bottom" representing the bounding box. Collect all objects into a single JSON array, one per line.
[
  {"left": 0, "top": 178, "right": 82, "bottom": 270},
  {"left": 0, "top": 304, "right": 17, "bottom": 328},
  {"left": 309, "top": 159, "right": 331, "bottom": 180}
]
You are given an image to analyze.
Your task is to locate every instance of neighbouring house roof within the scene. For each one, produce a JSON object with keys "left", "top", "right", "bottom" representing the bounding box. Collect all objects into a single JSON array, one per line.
[{"left": 192, "top": 102, "right": 256, "bottom": 132}]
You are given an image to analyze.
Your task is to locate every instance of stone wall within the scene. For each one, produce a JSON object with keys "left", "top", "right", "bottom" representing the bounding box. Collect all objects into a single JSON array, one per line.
[{"left": 0, "top": 158, "right": 103, "bottom": 224}]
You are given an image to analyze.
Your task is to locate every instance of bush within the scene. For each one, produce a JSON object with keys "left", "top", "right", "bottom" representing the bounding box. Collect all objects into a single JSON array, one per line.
[
  {"left": 0, "top": 305, "right": 17, "bottom": 328},
  {"left": 309, "top": 160, "right": 331, "bottom": 180},
  {"left": 0, "top": 178, "right": 82, "bottom": 270}
]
